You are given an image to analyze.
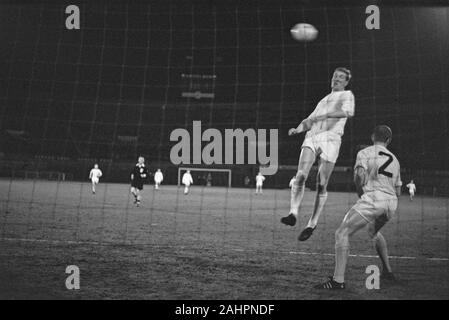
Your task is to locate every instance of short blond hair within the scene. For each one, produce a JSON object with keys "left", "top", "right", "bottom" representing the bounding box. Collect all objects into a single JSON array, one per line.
[{"left": 335, "top": 67, "right": 352, "bottom": 81}]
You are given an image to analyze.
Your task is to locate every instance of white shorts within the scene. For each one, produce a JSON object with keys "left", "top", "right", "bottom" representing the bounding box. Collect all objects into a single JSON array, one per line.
[
  {"left": 352, "top": 191, "right": 398, "bottom": 223},
  {"left": 91, "top": 178, "right": 99, "bottom": 184},
  {"left": 256, "top": 183, "right": 263, "bottom": 187},
  {"left": 301, "top": 131, "right": 342, "bottom": 163},
  {"left": 409, "top": 191, "right": 415, "bottom": 196}
]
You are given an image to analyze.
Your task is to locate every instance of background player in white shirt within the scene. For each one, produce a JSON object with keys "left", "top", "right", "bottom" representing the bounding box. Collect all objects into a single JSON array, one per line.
[
  {"left": 182, "top": 170, "right": 193, "bottom": 195},
  {"left": 281, "top": 67, "right": 355, "bottom": 242},
  {"left": 89, "top": 164, "right": 102, "bottom": 194},
  {"left": 406, "top": 180, "right": 416, "bottom": 201},
  {"left": 255, "top": 172, "right": 265, "bottom": 194},
  {"left": 154, "top": 169, "right": 163, "bottom": 190},
  {"left": 316, "top": 125, "right": 402, "bottom": 290}
]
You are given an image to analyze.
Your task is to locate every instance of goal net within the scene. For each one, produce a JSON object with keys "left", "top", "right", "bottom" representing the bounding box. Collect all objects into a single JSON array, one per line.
[{"left": 0, "top": 1, "right": 448, "bottom": 299}]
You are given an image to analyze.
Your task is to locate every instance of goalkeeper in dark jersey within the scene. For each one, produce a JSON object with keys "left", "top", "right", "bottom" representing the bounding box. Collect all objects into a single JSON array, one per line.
[{"left": 130, "top": 156, "right": 150, "bottom": 207}]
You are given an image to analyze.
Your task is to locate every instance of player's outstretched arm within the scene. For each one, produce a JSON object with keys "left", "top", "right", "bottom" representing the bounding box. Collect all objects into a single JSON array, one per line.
[
  {"left": 310, "top": 109, "right": 353, "bottom": 122},
  {"left": 395, "top": 173, "right": 403, "bottom": 197},
  {"left": 288, "top": 118, "right": 313, "bottom": 136},
  {"left": 395, "top": 186, "right": 402, "bottom": 197},
  {"left": 310, "top": 91, "right": 355, "bottom": 122},
  {"left": 288, "top": 107, "right": 353, "bottom": 136},
  {"left": 354, "top": 166, "right": 366, "bottom": 198}
]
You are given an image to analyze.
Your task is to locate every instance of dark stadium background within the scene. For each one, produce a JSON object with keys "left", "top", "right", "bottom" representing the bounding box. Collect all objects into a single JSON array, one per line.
[{"left": 0, "top": 1, "right": 448, "bottom": 192}]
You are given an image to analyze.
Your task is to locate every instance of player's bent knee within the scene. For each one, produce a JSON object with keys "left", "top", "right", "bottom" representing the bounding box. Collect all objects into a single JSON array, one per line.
[
  {"left": 334, "top": 228, "right": 345, "bottom": 246},
  {"left": 335, "top": 228, "right": 342, "bottom": 242},
  {"left": 317, "top": 184, "right": 327, "bottom": 194},
  {"left": 335, "top": 235, "right": 349, "bottom": 249},
  {"left": 296, "top": 171, "right": 307, "bottom": 184},
  {"left": 367, "top": 227, "right": 378, "bottom": 240},
  {"left": 335, "top": 225, "right": 350, "bottom": 247},
  {"left": 367, "top": 220, "right": 380, "bottom": 239}
]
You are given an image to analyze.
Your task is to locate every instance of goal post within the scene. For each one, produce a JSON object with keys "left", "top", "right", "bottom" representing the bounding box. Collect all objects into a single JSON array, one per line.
[{"left": 178, "top": 167, "right": 232, "bottom": 188}]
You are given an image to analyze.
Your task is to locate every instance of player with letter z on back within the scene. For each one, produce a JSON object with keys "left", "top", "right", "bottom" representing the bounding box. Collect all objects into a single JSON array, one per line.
[
  {"left": 130, "top": 156, "right": 149, "bottom": 207},
  {"left": 281, "top": 67, "right": 355, "bottom": 241},
  {"left": 315, "top": 125, "right": 402, "bottom": 290}
]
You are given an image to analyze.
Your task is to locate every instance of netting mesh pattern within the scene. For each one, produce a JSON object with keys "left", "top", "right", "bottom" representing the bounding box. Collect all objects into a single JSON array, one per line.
[
  {"left": 0, "top": 3, "right": 447, "bottom": 170},
  {"left": 0, "top": 1, "right": 448, "bottom": 299}
]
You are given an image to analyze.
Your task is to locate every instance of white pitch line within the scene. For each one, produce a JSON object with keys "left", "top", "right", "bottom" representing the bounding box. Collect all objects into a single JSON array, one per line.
[
  {"left": 288, "top": 251, "right": 420, "bottom": 260},
  {"left": 2, "top": 237, "right": 105, "bottom": 246},
  {"left": 233, "top": 249, "right": 448, "bottom": 262},
  {"left": 428, "top": 257, "right": 449, "bottom": 261},
  {"left": 1, "top": 237, "right": 448, "bottom": 262},
  {"left": 289, "top": 251, "right": 333, "bottom": 257}
]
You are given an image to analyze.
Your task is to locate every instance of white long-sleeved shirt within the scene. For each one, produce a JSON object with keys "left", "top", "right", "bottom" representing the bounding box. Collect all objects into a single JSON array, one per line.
[
  {"left": 154, "top": 171, "right": 163, "bottom": 183},
  {"left": 406, "top": 183, "right": 416, "bottom": 193},
  {"left": 305, "top": 90, "right": 355, "bottom": 138},
  {"left": 255, "top": 174, "right": 265, "bottom": 186},
  {"left": 182, "top": 173, "right": 193, "bottom": 186},
  {"left": 89, "top": 168, "right": 102, "bottom": 180}
]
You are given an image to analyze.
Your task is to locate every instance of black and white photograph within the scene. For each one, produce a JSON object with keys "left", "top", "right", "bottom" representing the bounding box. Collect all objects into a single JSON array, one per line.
[{"left": 0, "top": 0, "right": 448, "bottom": 307}]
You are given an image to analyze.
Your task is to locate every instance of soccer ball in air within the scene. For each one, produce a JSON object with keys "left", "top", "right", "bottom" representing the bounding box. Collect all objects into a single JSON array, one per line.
[{"left": 290, "top": 23, "right": 318, "bottom": 42}]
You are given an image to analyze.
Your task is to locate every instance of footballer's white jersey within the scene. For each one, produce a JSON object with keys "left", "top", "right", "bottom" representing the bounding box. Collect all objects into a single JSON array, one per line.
[
  {"left": 406, "top": 183, "right": 416, "bottom": 193},
  {"left": 154, "top": 171, "right": 163, "bottom": 183},
  {"left": 255, "top": 175, "right": 265, "bottom": 186},
  {"left": 89, "top": 168, "right": 102, "bottom": 180},
  {"left": 355, "top": 145, "right": 402, "bottom": 197},
  {"left": 305, "top": 90, "right": 355, "bottom": 139},
  {"left": 182, "top": 173, "right": 193, "bottom": 186}
]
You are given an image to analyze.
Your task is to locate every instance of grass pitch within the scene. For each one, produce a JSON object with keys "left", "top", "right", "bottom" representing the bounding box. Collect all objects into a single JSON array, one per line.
[{"left": 0, "top": 179, "right": 448, "bottom": 299}]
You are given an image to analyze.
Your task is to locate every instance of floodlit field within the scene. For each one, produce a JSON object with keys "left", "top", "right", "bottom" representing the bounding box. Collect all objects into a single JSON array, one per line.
[{"left": 0, "top": 179, "right": 448, "bottom": 299}]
